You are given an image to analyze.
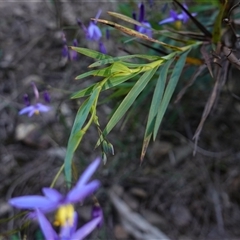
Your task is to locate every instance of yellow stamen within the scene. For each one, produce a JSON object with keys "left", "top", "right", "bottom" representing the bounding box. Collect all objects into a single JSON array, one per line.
[
  {"left": 174, "top": 20, "right": 182, "bottom": 30},
  {"left": 54, "top": 204, "right": 74, "bottom": 227},
  {"left": 34, "top": 110, "right": 40, "bottom": 115}
]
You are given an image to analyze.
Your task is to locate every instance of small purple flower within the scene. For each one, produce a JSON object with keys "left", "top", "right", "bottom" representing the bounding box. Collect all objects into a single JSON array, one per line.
[
  {"left": 133, "top": 3, "right": 152, "bottom": 38},
  {"left": 62, "top": 33, "right": 69, "bottom": 58},
  {"left": 92, "top": 204, "right": 103, "bottom": 228},
  {"left": 9, "top": 158, "right": 101, "bottom": 225},
  {"left": 87, "top": 22, "right": 102, "bottom": 41},
  {"left": 78, "top": 10, "right": 102, "bottom": 42},
  {"left": 69, "top": 39, "right": 79, "bottom": 61},
  {"left": 36, "top": 208, "right": 102, "bottom": 240},
  {"left": 43, "top": 91, "right": 51, "bottom": 103},
  {"left": 19, "top": 82, "right": 51, "bottom": 117},
  {"left": 62, "top": 34, "right": 79, "bottom": 62},
  {"left": 99, "top": 41, "right": 106, "bottom": 54},
  {"left": 23, "top": 94, "right": 30, "bottom": 106},
  {"left": 159, "top": 4, "right": 197, "bottom": 25},
  {"left": 19, "top": 103, "right": 51, "bottom": 117}
]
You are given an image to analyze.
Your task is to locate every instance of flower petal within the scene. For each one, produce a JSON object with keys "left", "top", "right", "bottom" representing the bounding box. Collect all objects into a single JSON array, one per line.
[
  {"left": 138, "top": 3, "right": 145, "bottom": 22},
  {"left": 94, "top": 9, "right": 102, "bottom": 23},
  {"left": 35, "top": 103, "right": 51, "bottom": 112},
  {"left": 159, "top": 17, "right": 175, "bottom": 25},
  {"left": 36, "top": 209, "right": 58, "bottom": 240},
  {"left": 71, "top": 217, "right": 101, "bottom": 240},
  {"left": 19, "top": 106, "right": 34, "bottom": 115},
  {"left": 9, "top": 196, "right": 53, "bottom": 209},
  {"left": 99, "top": 42, "right": 106, "bottom": 54},
  {"left": 42, "top": 188, "right": 63, "bottom": 202},
  {"left": 92, "top": 205, "right": 104, "bottom": 227},
  {"left": 76, "top": 158, "right": 101, "bottom": 187},
  {"left": 28, "top": 109, "right": 36, "bottom": 117},
  {"left": 170, "top": 9, "right": 179, "bottom": 20},
  {"left": 66, "top": 180, "right": 100, "bottom": 203},
  {"left": 93, "top": 25, "right": 102, "bottom": 41}
]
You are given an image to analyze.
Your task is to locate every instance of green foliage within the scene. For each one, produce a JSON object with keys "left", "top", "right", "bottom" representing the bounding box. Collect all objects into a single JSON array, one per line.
[
  {"left": 65, "top": 40, "right": 195, "bottom": 183},
  {"left": 64, "top": 1, "right": 229, "bottom": 183}
]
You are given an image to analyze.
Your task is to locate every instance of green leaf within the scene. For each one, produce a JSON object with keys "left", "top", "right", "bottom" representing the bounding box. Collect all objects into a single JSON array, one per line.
[
  {"left": 98, "top": 67, "right": 159, "bottom": 146},
  {"left": 89, "top": 54, "right": 161, "bottom": 68},
  {"left": 153, "top": 49, "right": 191, "bottom": 140},
  {"left": 141, "top": 59, "right": 174, "bottom": 160},
  {"left": 71, "top": 47, "right": 111, "bottom": 60},
  {"left": 64, "top": 87, "right": 99, "bottom": 187},
  {"left": 75, "top": 62, "right": 134, "bottom": 80},
  {"left": 71, "top": 73, "right": 139, "bottom": 99},
  {"left": 75, "top": 68, "right": 111, "bottom": 80}
]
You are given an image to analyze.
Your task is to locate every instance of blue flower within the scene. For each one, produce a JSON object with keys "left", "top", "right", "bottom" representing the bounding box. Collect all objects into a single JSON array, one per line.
[
  {"left": 133, "top": 3, "right": 152, "bottom": 38},
  {"left": 9, "top": 158, "right": 101, "bottom": 226},
  {"left": 99, "top": 41, "right": 106, "bottom": 54},
  {"left": 69, "top": 39, "right": 79, "bottom": 61},
  {"left": 87, "top": 22, "right": 102, "bottom": 41},
  {"left": 36, "top": 208, "right": 102, "bottom": 240},
  {"left": 92, "top": 204, "right": 103, "bottom": 228},
  {"left": 159, "top": 4, "right": 197, "bottom": 25},
  {"left": 61, "top": 34, "right": 79, "bottom": 61},
  {"left": 78, "top": 10, "right": 102, "bottom": 42},
  {"left": 19, "top": 82, "right": 51, "bottom": 117},
  {"left": 19, "top": 103, "right": 51, "bottom": 117}
]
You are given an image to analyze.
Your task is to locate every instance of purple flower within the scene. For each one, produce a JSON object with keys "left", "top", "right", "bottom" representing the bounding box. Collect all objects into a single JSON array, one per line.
[
  {"left": 78, "top": 10, "right": 102, "bottom": 42},
  {"left": 9, "top": 158, "right": 101, "bottom": 225},
  {"left": 19, "top": 103, "right": 51, "bottom": 117},
  {"left": 87, "top": 22, "right": 102, "bottom": 41},
  {"left": 61, "top": 33, "right": 69, "bottom": 58},
  {"left": 19, "top": 82, "right": 51, "bottom": 117},
  {"left": 159, "top": 4, "right": 197, "bottom": 25},
  {"left": 92, "top": 204, "right": 103, "bottom": 228},
  {"left": 69, "top": 39, "right": 79, "bottom": 61},
  {"left": 99, "top": 41, "right": 106, "bottom": 54},
  {"left": 133, "top": 3, "right": 152, "bottom": 38},
  {"left": 36, "top": 208, "right": 102, "bottom": 240},
  {"left": 61, "top": 34, "right": 79, "bottom": 62}
]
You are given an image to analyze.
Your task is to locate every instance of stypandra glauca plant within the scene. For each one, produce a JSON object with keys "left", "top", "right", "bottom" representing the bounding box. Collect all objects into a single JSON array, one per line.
[
  {"left": 64, "top": 2, "right": 205, "bottom": 186},
  {"left": 65, "top": 0, "right": 237, "bottom": 185}
]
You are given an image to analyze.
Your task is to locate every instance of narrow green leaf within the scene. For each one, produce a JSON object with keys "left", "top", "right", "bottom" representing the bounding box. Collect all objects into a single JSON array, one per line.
[
  {"left": 99, "top": 67, "right": 159, "bottom": 145},
  {"left": 64, "top": 87, "right": 99, "bottom": 187},
  {"left": 71, "top": 73, "right": 139, "bottom": 99},
  {"left": 75, "top": 67, "right": 111, "bottom": 80},
  {"left": 70, "top": 47, "right": 111, "bottom": 60},
  {"left": 146, "top": 60, "right": 174, "bottom": 136},
  {"left": 75, "top": 62, "right": 134, "bottom": 80},
  {"left": 141, "top": 59, "right": 174, "bottom": 160},
  {"left": 89, "top": 54, "right": 161, "bottom": 68},
  {"left": 153, "top": 49, "right": 191, "bottom": 140}
]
